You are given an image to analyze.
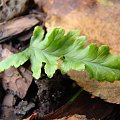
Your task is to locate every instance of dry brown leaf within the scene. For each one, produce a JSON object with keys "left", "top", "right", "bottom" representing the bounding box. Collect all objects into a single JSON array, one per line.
[
  {"left": 68, "top": 71, "right": 120, "bottom": 104},
  {"left": 43, "top": 0, "right": 120, "bottom": 54},
  {"left": 1, "top": 48, "right": 33, "bottom": 99},
  {"left": 36, "top": 0, "right": 120, "bottom": 104},
  {"left": 2, "top": 94, "right": 15, "bottom": 107}
]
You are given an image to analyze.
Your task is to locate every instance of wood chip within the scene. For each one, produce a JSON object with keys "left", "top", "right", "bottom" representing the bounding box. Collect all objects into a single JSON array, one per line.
[{"left": 0, "top": 15, "right": 39, "bottom": 43}]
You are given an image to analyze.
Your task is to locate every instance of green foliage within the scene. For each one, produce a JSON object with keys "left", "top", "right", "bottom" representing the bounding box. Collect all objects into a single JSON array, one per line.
[{"left": 0, "top": 26, "right": 120, "bottom": 82}]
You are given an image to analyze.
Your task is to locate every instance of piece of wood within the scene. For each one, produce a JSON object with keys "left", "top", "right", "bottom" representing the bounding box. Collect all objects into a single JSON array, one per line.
[
  {"left": 0, "top": 15, "right": 39, "bottom": 43},
  {"left": 0, "top": 0, "right": 30, "bottom": 22},
  {"left": 36, "top": 0, "right": 120, "bottom": 104}
]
